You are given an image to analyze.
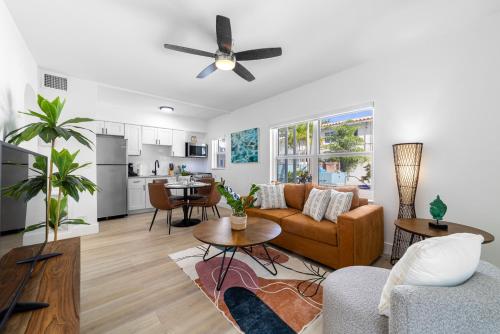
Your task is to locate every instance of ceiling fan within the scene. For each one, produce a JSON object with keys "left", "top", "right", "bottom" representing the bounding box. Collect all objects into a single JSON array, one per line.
[{"left": 163, "top": 15, "right": 282, "bottom": 82}]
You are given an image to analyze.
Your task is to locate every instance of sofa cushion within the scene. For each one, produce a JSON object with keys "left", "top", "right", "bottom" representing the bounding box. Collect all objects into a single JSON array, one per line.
[
  {"left": 302, "top": 188, "right": 331, "bottom": 221},
  {"left": 325, "top": 190, "right": 354, "bottom": 222},
  {"left": 284, "top": 183, "right": 306, "bottom": 210},
  {"left": 260, "top": 184, "right": 288, "bottom": 209},
  {"left": 305, "top": 183, "right": 360, "bottom": 210},
  {"left": 281, "top": 213, "right": 338, "bottom": 246},
  {"left": 246, "top": 207, "right": 300, "bottom": 224}
]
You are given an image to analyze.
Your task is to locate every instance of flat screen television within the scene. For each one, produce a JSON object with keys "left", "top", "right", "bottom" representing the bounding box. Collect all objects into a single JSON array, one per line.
[{"left": 0, "top": 141, "right": 57, "bottom": 331}]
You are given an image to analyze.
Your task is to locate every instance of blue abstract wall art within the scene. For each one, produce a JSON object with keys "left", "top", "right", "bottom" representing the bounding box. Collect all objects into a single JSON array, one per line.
[{"left": 231, "top": 128, "right": 259, "bottom": 163}]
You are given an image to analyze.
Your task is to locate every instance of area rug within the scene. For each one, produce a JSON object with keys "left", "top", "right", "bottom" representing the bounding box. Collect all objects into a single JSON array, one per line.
[{"left": 169, "top": 244, "right": 329, "bottom": 334}]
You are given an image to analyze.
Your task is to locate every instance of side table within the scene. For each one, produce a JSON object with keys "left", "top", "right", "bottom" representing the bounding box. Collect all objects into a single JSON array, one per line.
[{"left": 390, "top": 218, "right": 494, "bottom": 265}]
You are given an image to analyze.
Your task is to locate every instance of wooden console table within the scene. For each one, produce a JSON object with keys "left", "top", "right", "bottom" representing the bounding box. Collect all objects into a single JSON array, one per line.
[{"left": 0, "top": 237, "right": 80, "bottom": 333}]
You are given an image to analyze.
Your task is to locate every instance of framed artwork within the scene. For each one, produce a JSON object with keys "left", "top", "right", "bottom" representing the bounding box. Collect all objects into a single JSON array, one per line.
[{"left": 231, "top": 128, "right": 259, "bottom": 163}]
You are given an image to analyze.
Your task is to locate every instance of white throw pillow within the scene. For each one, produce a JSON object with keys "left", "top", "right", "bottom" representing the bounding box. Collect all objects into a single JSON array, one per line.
[
  {"left": 378, "top": 233, "right": 484, "bottom": 317},
  {"left": 324, "top": 190, "right": 353, "bottom": 222},
  {"left": 302, "top": 188, "right": 331, "bottom": 221},
  {"left": 260, "top": 184, "right": 287, "bottom": 209}
]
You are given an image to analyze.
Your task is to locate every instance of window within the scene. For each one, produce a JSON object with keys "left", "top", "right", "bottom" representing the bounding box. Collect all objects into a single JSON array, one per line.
[
  {"left": 271, "top": 108, "right": 374, "bottom": 199},
  {"left": 211, "top": 138, "right": 226, "bottom": 169},
  {"left": 275, "top": 121, "right": 314, "bottom": 184}
]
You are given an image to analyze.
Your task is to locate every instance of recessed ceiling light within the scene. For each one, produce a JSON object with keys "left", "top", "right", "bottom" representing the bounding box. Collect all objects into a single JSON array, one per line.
[{"left": 159, "top": 106, "right": 174, "bottom": 112}]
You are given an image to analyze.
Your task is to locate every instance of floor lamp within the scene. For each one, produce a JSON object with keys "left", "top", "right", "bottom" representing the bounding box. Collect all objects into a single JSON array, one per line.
[{"left": 390, "top": 143, "right": 423, "bottom": 264}]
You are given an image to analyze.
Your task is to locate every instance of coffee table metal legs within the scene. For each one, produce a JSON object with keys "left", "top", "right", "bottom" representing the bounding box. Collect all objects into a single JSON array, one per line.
[
  {"left": 202, "top": 244, "right": 278, "bottom": 291},
  {"left": 240, "top": 244, "right": 278, "bottom": 276}
]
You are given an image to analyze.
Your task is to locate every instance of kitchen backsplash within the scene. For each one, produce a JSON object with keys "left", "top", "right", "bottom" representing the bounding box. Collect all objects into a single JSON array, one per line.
[{"left": 128, "top": 145, "right": 208, "bottom": 176}]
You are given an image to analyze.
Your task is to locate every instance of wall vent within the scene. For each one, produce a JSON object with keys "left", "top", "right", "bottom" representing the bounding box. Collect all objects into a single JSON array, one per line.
[{"left": 43, "top": 73, "right": 68, "bottom": 91}]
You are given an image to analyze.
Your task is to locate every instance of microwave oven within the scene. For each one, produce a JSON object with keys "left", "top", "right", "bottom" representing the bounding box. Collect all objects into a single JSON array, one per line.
[{"left": 185, "top": 143, "right": 208, "bottom": 158}]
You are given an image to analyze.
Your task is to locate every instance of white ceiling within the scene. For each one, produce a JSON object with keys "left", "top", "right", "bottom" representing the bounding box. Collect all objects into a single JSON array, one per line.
[{"left": 6, "top": 0, "right": 500, "bottom": 116}]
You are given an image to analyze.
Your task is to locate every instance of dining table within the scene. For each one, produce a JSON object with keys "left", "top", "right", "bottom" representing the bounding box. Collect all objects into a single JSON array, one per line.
[{"left": 165, "top": 181, "right": 211, "bottom": 227}]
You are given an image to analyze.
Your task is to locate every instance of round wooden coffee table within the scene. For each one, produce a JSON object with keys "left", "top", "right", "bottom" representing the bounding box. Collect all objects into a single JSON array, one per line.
[
  {"left": 390, "top": 218, "right": 494, "bottom": 264},
  {"left": 193, "top": 216, "right": 282, "bottom": 290}
]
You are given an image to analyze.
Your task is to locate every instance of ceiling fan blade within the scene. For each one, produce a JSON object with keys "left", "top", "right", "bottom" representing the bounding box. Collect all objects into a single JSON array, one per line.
[
  {"left": 196, "top": 63, "right": 217, "bottom": 79},
  {"left": 216, "top": 15, "right": 232, "bottom": 53},
  {"left": 233, "top": 62, "right": 255, "bottom": 82},
  {"left": 164, "top": 44, "right": 215, "bottom": 58},
  {"left": 235, "top": 47, "right": 282, "bottom": 61}
]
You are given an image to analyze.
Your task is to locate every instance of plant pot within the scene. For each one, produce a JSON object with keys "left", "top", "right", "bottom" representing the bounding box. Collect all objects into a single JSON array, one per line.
[{"left": 230, "top": 214, "right": 247, "bottom": 230}]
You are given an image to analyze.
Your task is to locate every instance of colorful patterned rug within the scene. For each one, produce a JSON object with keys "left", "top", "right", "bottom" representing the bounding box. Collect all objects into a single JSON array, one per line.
[{"left": 169, "top": 244, "right": 329, "bottom": 334}]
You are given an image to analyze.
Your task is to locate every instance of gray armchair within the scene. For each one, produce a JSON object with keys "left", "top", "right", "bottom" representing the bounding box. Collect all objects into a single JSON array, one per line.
[{"left": 323, "top": 261, "right": 500, "bottom": 334}]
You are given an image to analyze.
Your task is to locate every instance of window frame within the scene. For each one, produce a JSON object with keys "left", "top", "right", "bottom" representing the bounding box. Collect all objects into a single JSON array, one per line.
[
  {"left": 211, "top": 137, "right": 226, "bottom": 170},
  {"left": 271, "top": 106, "right": 374, "bottom": 199}
]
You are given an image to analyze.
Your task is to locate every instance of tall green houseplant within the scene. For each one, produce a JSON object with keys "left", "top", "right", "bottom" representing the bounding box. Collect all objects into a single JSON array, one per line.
[{"left": 4, "top": 95, "right": 98, "bottom": 241}]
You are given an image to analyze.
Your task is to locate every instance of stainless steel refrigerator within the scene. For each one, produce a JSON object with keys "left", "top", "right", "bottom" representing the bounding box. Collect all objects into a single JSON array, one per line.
[{"left": 96, "top": 135, "right": 127, "bottom": 219}]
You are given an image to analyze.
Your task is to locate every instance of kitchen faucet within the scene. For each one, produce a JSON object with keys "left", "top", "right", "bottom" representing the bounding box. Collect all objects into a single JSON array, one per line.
[{"left": 152, "top": 160, "right": 159, "bottom": 176}]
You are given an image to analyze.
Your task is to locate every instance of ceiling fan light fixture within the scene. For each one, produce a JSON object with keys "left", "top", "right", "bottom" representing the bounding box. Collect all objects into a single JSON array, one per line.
[
  {"left": 159, "top": 106, "right": 174, "bottom": 112},
  {"left": 215, "top": 51, "right": 236, "bottom": 71}
]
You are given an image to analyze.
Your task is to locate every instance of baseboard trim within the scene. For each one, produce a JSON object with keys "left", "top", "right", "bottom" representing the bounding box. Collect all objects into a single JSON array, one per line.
[{"left": 384, "top": 242, "right": 393, "bottom": 255}]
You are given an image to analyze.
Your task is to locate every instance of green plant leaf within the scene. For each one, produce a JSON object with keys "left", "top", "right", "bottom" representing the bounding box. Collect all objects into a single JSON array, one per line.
[
  {"left": 23, "top": 223, "right": 46, "bottom": 233},
  {"left": 59, "top": 117, "right": 94, "bottom": 126}
]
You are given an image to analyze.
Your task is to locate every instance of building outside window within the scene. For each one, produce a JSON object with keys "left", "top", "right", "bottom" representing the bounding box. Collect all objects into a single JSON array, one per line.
[
  {"left": 211, "top": 138, "right": 226, "bottom": 169},
  {"left": 271, "top": 108, "right": 373, "bottom": 199}
]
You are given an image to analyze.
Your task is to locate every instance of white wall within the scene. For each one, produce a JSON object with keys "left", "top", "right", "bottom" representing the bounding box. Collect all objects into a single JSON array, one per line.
[
  {"left": 208, "top": 13, "right": 500, "bottom": 266},
  {"left": 0, "top": 0, "right": 38, "bottom": 151},
  {"left": 37, "top": 75, "right": 99, "bottom": 239}
]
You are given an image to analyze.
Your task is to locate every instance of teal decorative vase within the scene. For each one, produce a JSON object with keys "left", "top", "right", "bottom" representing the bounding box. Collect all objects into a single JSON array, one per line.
[{"left": 429, "top": 195, "right": 447, "bottom": 222}]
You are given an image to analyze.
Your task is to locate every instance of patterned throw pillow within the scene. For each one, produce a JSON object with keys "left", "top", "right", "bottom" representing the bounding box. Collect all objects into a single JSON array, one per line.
[
  {"left": 302, "top": 188, "right": 331, "bottom": 221},
  {"left": 260, "top": 184, "right": 287, "bottom": 209},
  {"left": 324, "top": 189, "right": 353, "bottom": 222}
]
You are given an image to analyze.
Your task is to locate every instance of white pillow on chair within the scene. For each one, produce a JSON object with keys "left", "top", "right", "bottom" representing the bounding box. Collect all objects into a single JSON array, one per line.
[{"left": 378, "top": 233, "right": 484, "bottom": 317}]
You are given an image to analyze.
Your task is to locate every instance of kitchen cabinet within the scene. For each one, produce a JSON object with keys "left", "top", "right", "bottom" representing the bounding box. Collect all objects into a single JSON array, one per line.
[
  {"left": 127, "top": 178, "right": 146, "bottom": 211},
  {"left": 157, "top": 128, "right": 173, "bottom": 146},
  {"left": 142, "top": 126, "right": 172, "bottom": 146},
  {"left": 124, "top": 124, "right": 142, "bottom": 156},
  {"left": 171, "top": 129, "right": 185, "bottom": 157},
  {"left": 142, "top": 126, "right": 157, "bottom": 145},
  {"left": 96, "top": 121, "right": 124, "bottom": 136}
]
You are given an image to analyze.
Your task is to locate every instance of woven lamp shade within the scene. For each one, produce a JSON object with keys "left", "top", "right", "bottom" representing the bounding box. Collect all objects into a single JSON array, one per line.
[{"left": 393, "top": 143, "right": 423, "bottom": 219}]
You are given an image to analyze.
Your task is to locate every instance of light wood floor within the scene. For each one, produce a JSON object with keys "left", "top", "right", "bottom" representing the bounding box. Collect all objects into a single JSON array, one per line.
[{"left": 81, "top": 207, "right": 390, "bottom": 334}]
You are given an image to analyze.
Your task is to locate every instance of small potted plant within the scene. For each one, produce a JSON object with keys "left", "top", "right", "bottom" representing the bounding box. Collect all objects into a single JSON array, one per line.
[
  {"left": 217, "top": 182, "right": 260, "bottom": 230},
  {"left": 178, "top": 164, "right": 191, "bottom": 184}
]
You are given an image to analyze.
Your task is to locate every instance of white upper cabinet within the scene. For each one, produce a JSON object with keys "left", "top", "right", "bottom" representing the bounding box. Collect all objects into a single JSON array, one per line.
[
  {"left": 94, "top": 120, "right": 106, "bottom": 134},
  {"left": 105, "top": 122, "right": 125, "bottom": 136},
  {"left": 95, "top": 120, "right": 124, "bottom": 136},
  {"left": 157, "top": 128, "right": 173, "bottom": 146},
  {"left": 124, "top": 124, "right": 142, "bottom": 156},
  {"left": 171, "top": 130, "right": 185, "bottom": 157},
  {"left": 142, "top": 126, "right": 157, "bottom": 145},
  {"left": 142, "top": 126, "right": 173, "bottom": 146}
]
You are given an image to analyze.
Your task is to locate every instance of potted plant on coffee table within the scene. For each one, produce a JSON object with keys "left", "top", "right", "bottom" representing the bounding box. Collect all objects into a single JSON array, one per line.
[{"left": 216, "top": 182, "right": 259, "bottom": 230}]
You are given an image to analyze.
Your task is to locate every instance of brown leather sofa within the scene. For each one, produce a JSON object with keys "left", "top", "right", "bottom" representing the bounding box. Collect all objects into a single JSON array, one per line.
[{"left": 246, "top": 183, "right": 384, "bottom": 269}]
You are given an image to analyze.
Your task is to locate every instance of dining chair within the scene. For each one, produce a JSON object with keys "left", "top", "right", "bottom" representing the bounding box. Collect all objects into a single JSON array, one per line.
[
  {"left": 148, "top": 182, "right": 183, "bottom": 234},
  {"left": 188, "top": 179, "right": 221, "bottom": 221},
  {"left": 153, "top": 178, "right": 183, "bottom": 200}
]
